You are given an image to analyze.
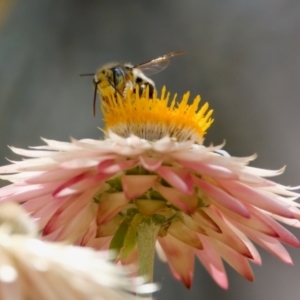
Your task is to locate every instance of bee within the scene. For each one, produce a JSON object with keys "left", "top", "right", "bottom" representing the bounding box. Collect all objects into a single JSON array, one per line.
[{"left": 80, "top": 51, "right": 185, "bottom": 116}]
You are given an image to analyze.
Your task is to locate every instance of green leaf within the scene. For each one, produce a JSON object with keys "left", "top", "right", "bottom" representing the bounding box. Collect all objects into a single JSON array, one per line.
[
  {"left": 109, "top": 214, "right": 134, "bottom": 253},
  {"left": 119, "top": 213, "right": 143, "bottom": 259}
]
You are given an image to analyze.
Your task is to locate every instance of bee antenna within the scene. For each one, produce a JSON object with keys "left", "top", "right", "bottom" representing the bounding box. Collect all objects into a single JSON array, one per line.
[
  {"left": 93, "top": 81, "right": 98, "bottom": 117},
  {"left": 79, "top": 73, "right": 95, "bottom": 77},
  {"left": 90, "top": 77, "right": 124, "bottom": 117},
  {"left": 80, "top": 73, "right": 99, "bottom": 117}
]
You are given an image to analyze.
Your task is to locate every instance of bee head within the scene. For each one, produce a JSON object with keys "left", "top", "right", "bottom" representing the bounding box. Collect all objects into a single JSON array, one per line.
[{"left": 80, "top": 65, "right": 130, "bottom": 116}]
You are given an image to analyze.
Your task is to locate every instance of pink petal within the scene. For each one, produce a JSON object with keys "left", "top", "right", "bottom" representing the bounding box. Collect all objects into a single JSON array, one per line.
[
  {"left": 31, "top": 196, "right": 70, "bottom": 230},
  {"left": 97, "top": 159, "right": 137, "bottom": 174},
  {"left": 53, "top": 173, "right": 110, "bottom": 197},
  {"left": 204, "top": 152, "right": 256, "bottom": 166},
  {"left": 127, "top": 135, "right": 148, "bottom": 148},
  {"left": 219, "top": 204, "right": 278, "bottom": 237},
  {"left": 80, "top": 219, "right": 97, "bottom": 246},
  {"left": 238, "top": 170, "right": 279, "bottom": 186},
  {"left": 58, "top": 155, "right": 116, "bottom": 169},
  {"left": 233, "top": 220, "right": 293, "bottom": 264},
  {"left": 167, "top": 220, "right": 203, "bottom": 249},
  {"left": 192, "top": 209, "right": 221, "bottom": 233},
  {"left": 0, "top": 183, "right": 27, "bottom": 198},
  {"left": 203, "top": 235, "right": 254, "bottom": 281},
  {"left": 0, "top": 181, "right": 63, "bottom": 203},
  {"left": 156, "top": 166, "right": 194, "bottom": 195},
  {"left": 169, "top": 147, "right": 209, "bottom": 162},
  {"left": 249, "top": 208, "right": 300, "bottom": 248},
  {"left": 21, "top": 194, "right": 55, "bottom": 213},
  {"left": 222, "top": 217, "right": 262, "bottom": 265},
  {"left": 8, "top": 146, "right": 56, "bottom": 157},
  {"left": 179, "top": 160, "right": 238, "bottom": 180},
  {"left": 204, "top": 207, "right": 253, "bottom": 258},
  {"left": 41, "top": 138, "right": 81, "bottom": 151},
  {"left": 139, "top": 156, "right": 163, "bottom": 171},
  {"left": 111, "top": 144, "right": 146, "bottom": 156},
  {"left": 261, "top": 184, "right": 300, "bottom": 197},
  {"left": 122, "top": 175, "right": 158, "bottom": 199},
  {"left": 42, "top": 227, "right": 62, "bottom": 241},
  {"left": 217, "top": 179, "right": 294, "bottom": 218},
  {"left": 154, "top": 183, "right": 198, "bottom": 214},
  {"left": 192, "top": 176, "right": 250, "bottom": 218},
  {"left": 70, "top": 137, "right": 110, "bottom": 150},
  {"left": 55, "top": 202, "right": 97, "bottom": 242},
  {"left": 242, "top": 165, "right": 285, "bottom": 177},
  {"left": 271, "top": 214, "right": 300, "bottom": 228},
  {"left": 52, "top": 173, "right": 88, "bottom": 197},
  {"left": 96, "top": 192, "right": 131, "bottom": 225},
  {"left": 6, "top": 158, "right": 57, "bottom": 172},
  {"left": 0, "top": 172, "right": 36, "bottom": 183},
  {"left": 26, "top": 168, "right": 88, "bottom": 184},
  {"left": 43, "top": 187, "right": 98, "bottom": 235},
  {"left": 152, "top": 137, "right": 175, "bottom": 153},
  {"left": 179, "top": 212, "right": 208, "bottom": 234},
  {"left": 96, "top": 214, "right": 123, "bottom": 237},
  {"left": 158, "top": 235, "right": 195, "bottom": 288},
  {"left": 195, "top": 238, "right": 228, "bottom": 289},
  {"left": 291, "top": 206, "right": 300, "bottom": 219},
  {"left": 86, "top": 236, "right": 112, "bottom": 250}
]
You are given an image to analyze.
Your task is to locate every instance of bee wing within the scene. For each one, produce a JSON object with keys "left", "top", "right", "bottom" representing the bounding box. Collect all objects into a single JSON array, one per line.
[{"left": 133, "top": 50, "right": 185, "bottom": 76}]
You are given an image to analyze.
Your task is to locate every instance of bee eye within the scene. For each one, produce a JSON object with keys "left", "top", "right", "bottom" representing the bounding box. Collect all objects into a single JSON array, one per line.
[{"left": 112, "top": 68, "right": 125, "bottom": 88}]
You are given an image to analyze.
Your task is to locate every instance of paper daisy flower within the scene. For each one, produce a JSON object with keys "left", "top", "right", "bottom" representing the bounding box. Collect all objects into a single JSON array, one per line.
[
  {"left": 0, "top": 202, "right": 157, "bottom": 299},
  {"left": 0, "top": 87, "right": 299, "bottom": 289}
]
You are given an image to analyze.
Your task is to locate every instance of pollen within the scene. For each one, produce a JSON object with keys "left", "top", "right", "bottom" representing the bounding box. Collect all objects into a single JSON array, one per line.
[{"left": 101, "top": 87, "right": 214, "bottom": 143}]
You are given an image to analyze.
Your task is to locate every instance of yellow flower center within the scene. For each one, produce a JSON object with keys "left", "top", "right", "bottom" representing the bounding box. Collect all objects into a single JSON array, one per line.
[{"left": 101, "top": 87, "right": 214, "bottom": 143}]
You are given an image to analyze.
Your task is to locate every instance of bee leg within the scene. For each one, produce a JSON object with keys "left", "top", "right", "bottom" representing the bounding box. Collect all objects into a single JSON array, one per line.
[
  {"left": 139, "top": 83, "right": 154, "bottom": 98},
  {"left": 148, "top": 84, "right": 154, "bottom": 98}
]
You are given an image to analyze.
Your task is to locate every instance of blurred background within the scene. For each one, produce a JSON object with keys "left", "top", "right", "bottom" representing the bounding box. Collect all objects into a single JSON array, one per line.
[{"left": 1, "top": 0, "right": 300, "bottom": 299}]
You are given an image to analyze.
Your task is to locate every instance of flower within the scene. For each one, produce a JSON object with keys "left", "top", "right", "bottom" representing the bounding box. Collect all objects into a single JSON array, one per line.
[
  {"left": 0, "top": 202, "right": 158, "bottom": 299},
  {"left": 0, "top": 87, "right": 299, "bottom": 289}
]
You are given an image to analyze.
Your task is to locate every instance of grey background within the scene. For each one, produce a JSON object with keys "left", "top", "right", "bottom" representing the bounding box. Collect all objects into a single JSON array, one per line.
[{"left": 1, "top": 0, "right": 300, "bottom": 299}]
